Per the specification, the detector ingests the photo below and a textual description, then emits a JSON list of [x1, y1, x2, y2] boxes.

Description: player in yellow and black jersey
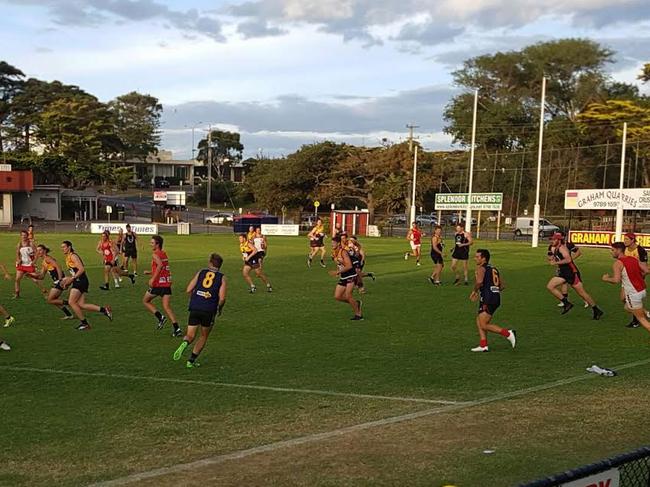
[[239, 234, 272, 293]]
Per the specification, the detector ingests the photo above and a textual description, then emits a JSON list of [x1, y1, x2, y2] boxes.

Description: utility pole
[[406, 123, 419, 152], [206, 126, 212, 210]]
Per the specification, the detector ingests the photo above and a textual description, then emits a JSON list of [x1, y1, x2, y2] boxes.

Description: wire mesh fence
[[520, 445, 650, 487]]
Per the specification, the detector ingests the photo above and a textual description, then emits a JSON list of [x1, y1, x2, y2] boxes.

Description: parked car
[[205, 212, 234, 224], [513, 217, 560, 237], [387, 215, 407, 225], [156, 179, 171, 189], [415, 215, 437, 226], [448, 214, 477, 226]]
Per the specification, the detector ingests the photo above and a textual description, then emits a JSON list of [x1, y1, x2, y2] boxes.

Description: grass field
[[1, 232, 649, 486]]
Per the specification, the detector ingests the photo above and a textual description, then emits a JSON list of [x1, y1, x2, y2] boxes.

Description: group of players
[[403, 220, 650, 351]]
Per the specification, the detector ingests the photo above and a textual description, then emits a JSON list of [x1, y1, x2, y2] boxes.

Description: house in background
[[0, 164, 34, 226]]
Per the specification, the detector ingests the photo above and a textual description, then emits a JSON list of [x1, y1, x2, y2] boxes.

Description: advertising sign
[[561, 467, 619, 487], [261, 224, 300, 236], [153, 191, 186, 206], [568, 230, 650, 248], [91, 223, 158, 235], [565, 188, 650, 210], [435, 193, 503, 211]]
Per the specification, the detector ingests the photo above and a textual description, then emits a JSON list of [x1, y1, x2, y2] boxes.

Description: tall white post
[[409, 146, 419, 224], [465, 89, 478, 232], [531, 77, 547, 248], [615, 122, 628, 242], [206, 126, 212, 210]]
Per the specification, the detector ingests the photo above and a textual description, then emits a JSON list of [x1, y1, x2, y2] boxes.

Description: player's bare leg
[[254, 268, 272, 292], [472, 312, 515, 351], [0, 304, 15, 328], [629, 307, 650, 334], [242, 266, 255, 291], [572, 282, 603, 319]]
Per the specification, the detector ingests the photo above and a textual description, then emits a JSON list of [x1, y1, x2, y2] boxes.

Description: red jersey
[[620, 256, 646, 293], [152, 249, 171, 287], [411, 228, 422, 245], [100, 241, 114, 263]]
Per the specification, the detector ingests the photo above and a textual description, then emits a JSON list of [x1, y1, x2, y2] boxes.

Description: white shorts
[[410, 241, 421, 251], [625, 289, 647, 310]]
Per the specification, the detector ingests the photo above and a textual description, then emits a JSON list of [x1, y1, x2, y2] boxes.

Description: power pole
[[206, 126, 212, 210], [406, 124, 419, 152]]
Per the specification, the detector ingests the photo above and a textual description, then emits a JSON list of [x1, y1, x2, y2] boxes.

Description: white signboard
[[153, 191, 186, 206], [153, 191, 167, 202], [261, 224, 299, 236], [565, 188, 650, 210], [561, 468, 620, 487], [91, 223, 158, 235], [435, 193, 503, 211], [367, 225, 381, 237]]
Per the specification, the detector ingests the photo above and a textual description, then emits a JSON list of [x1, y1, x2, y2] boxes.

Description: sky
[[1, 0, 649, 159]]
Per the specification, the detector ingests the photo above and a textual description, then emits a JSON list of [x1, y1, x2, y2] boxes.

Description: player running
[[348, 236, 374, 293], [550, 233, 588, 310], [429, 225, 444, 285], [307, 218, 327, 268], [173, 253, 227, 368], [247, 225, 256, 243], [252, 227, 268, 268], [97, 231, 122, 290], [30, 244, 74, 320], [622, 232, 649, 328], [451, 224, 472, 285], [330, 236, 362, 320], [122, 224, 139, 276], [469, 249, 516, 352], [60, 240, 112, 331], [546, 232, 603, 319], [14, 229, 45, 298], [404, 222, 423, 266], [603, 242, 650, 335], [239, 233, 272, 293], [143, 235, 181, 336]]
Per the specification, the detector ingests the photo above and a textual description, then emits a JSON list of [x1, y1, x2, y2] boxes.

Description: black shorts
[[71, 275, 90, 294], [103, 260, 117, 267], [559, 268, 581, 286], [124, 248, 137, 259], [244, 257, 260, 269], [452, 248, 469, 260], [52, 281, 64, 292], [478, 302, 500, 316], [338, 274, 356, 287], [257, 251, 266, 260], [188, 309, 217, 327], [310, 238, 324, 248], [148, 286, 172, 297], [431, 252, 443, 264]]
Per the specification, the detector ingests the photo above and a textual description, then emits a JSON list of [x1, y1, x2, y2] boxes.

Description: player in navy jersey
[[451, 224, 472, 285], [173, 253, 227, 368], [548, 232, 588, 310], [469, 249, 516, 352]]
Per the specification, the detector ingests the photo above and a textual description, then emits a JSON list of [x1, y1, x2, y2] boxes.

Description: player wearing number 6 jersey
[[173, 253, 227, 368], [143, 235, 181, 336], [469, 249, 516, 352]]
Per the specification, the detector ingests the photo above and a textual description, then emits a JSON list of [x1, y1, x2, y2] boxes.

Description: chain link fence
[[520, 446, 650, 486]]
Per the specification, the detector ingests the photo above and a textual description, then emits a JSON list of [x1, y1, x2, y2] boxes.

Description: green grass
[[0, 233, 649, 486]]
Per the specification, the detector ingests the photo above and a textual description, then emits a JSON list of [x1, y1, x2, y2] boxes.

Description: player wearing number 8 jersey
[[469, 249, 516, 352], [173, 253, 227, 368], [143, 235, 181, 336]]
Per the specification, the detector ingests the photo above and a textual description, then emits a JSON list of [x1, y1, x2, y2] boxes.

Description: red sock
[[499, 328, 510, 337], [480, 339, 488, 348]]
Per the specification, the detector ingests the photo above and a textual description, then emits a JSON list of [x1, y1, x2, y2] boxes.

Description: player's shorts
[[188, 309, 217, 327], [452, 248, 469, 260], [410, 241, 421, 251], [559, 268, 581, 286], [256, 251, 266, 260], [148, 286, 172, 297], [624, 289, 647, 310], [244, 256, 260, 269], [478, 302, 500, 316], [124, 248, 137, 259], [71, 275, 90, 294], [338, 273, 356, 287], [310, 238, 324, 248], [16, 264, 35, 273], [51, 280, 64, 291], [103, 259, 117, 267], [430, 251, 443, 264]]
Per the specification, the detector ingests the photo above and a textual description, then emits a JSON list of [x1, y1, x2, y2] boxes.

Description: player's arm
[[406, 229, 412, 241], [185, 271, 200, 294], [63, 254, 85, 281], [639, 247, 648, 275], [15, 243, 20, 266], [217, 276, 227, 315], [308, 227, 316, 238], [464, 231, 473, 247], [602, 260, 623, 284], [571, 247, 582, 260], [29, 261, 47, 280]]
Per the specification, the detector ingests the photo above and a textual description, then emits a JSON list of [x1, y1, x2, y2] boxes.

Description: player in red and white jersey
[[622, 232, 649, 328], [404, 222, 424, 266], [143, 235, 181, 336], [14, 229, 46, 298], [603, 242, 650, 335]]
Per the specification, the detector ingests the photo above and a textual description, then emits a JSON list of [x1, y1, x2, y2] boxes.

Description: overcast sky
[[1, 0, 649, 158]]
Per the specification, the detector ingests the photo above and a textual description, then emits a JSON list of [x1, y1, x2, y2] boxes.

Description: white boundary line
[[86, 357, 650, 487], [0, 366, 463, 405]]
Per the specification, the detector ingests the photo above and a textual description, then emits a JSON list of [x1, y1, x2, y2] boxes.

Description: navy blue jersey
[[480, 264, 501, 306], [188, 268, 223, 313]]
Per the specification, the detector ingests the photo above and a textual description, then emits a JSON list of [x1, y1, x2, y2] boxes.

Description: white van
[[514, 217, 560, 237]]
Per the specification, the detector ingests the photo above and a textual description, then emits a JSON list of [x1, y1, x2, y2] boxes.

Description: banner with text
[[435, 193, 503, 211], [565, 188, 650, 210], [261, 224, 300, 236], [568, 230, 650, 248], [562, 467, 620, 487], [90, 223, 159, 235]]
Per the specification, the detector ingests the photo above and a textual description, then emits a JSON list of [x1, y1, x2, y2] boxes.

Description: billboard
[[90, 223, 159, 235], [565, 188, 650, 210], [568, 230, 650, 248], [435, 193, 503, 211], [153, 191, 186, 206], [261, 224, 299, 236]]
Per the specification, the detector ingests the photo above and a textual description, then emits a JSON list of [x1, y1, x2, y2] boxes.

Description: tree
[[0, 61, 25, 153], [639, 63, 650, 83], [108, 91, 162, 162], [196, 129, 244, 182]]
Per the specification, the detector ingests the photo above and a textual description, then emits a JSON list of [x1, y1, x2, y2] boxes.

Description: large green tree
[[108, 91, 162, 162], [0, 61, 25, 153]]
